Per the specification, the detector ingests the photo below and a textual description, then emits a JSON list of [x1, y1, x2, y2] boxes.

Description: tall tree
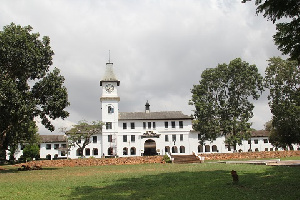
[[243, 0, 300, 62], [66, 121, 103, 157], [264, 57, 300, 147], [190, 58, 264, 150], [0, 23, 69, 158]]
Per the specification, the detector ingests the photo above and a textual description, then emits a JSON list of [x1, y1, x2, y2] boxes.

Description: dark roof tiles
[[40, 135, 67, 143], [119, 111, 192, 120], [251, 130, 270, 137]]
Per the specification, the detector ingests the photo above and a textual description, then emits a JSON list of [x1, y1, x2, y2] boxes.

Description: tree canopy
[[66, 120, 103, 157], [243, 0, 300, 62], [0, 23, 69, 157], [264, 57, 300, 147], [190, 58, 264, 149]]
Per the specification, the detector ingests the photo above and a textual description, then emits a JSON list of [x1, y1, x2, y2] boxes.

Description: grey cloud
[[0, 0, 280, 133]]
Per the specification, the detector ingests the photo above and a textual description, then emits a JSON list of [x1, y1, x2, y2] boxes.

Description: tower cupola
[[145, 100, 150, 113]]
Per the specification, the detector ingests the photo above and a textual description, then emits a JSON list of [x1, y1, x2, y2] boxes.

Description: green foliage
[[162, 154, 171, 163], [190, 58, 263, 149], [0, 23, 70, 155], [66, 120, 103, 157], [245, 0, 300, 62], [22, 144, 40, 161], [264, 57, 300, 147]]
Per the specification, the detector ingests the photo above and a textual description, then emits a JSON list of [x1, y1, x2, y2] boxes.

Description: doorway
[[144, 139, 157, 156]]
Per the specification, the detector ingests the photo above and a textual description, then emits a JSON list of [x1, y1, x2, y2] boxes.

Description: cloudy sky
[[1, 0, 284, 134]]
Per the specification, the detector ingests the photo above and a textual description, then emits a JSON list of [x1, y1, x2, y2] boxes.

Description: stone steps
[[172, 155, 201, 164]]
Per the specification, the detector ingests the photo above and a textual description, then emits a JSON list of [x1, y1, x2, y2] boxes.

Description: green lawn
[[0, 162, 299, 200]]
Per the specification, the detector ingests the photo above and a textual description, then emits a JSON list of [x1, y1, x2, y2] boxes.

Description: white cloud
[[0, 0, 282, 133]]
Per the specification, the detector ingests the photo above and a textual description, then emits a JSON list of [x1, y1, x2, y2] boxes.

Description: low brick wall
[[16, 156, 164, 168], [199, 150, 300, 161]]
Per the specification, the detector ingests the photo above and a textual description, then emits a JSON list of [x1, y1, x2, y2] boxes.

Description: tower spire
[[108, 50, 111, 63]]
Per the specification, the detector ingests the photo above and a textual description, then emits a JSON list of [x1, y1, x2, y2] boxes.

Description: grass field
[[1, 161, 299, 200]]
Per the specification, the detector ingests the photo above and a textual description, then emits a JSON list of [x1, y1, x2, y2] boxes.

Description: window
[[93, 136, 97, 143], [205, 145, 210, 152], [212, 145, 218, 152], [270, 148, 273, 151], [131, 135, 135, 142], [165, 135, 169, 142], [61, 151, 66, 156], [54, 144, 59, 149], [78, 139, 81, 144], [148, 122, 151, 129], [179, 121, 183, 128], [172, 134, 176, 142], [198, 134, 201, 140], [61, 144, 67, 148], [180, 146, 185, 153], [171, 121, 175, 128], [265, 148, 268, 151], [198, 145, 203, 153], [248, 140, 251, 144], [153, 122, 156, 129], [263, 139, 268, 143], [46, 144, 51, 150], [123, 123, 127, 130], [131, 122, 135, 129], [130, 147, 136, 155], [165, 121, 168, 128], [108, 147, 113, 155], [108, 106, 114, 113], [255, 148, 259, 152], [93, 148, 98, 155], [180, 134, 183, 141], [76, 149, 82, 156], [85, 148, 90, 156], [123, 147, 128, 155], [123, 135, 127, 142], [172, 146, 178, 153], [106, 122, 112, 130], [108, 135, 112, 142], [254, 139, 258, 144], [46, 154, 51, 160], [165, 146, 170, 153], [143, 122, 146, 129]]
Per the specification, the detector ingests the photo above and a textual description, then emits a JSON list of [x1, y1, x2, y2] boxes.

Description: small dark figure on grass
[[231, 170, 239, 183]]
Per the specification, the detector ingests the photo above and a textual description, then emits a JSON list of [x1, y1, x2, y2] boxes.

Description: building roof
[[119, 111, 192, 120], [251, 130, 270, 137], [40, 135, 67, 143]]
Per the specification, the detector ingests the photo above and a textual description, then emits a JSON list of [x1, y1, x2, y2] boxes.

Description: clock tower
[[100, 62, 120, 155], [100, 62, 120, 125]]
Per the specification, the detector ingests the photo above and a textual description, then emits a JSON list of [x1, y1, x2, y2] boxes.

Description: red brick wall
[[199, 150, 300, 160], [17, 156, 164, 168]]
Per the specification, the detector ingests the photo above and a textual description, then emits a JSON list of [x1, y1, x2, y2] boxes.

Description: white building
[[7, 62, 299, 160]]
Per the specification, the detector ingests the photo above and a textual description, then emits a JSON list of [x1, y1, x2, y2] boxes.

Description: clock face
[[105, 84, 114, 93]]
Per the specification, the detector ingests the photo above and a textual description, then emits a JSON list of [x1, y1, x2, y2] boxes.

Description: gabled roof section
[[100, 63, 120, 86], [40, 135, 67, 143], [119, 111, 192, 120], [251, 130, 270, 137]]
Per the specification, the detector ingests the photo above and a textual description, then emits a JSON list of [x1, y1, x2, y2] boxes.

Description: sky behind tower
[[0, 0, 284, 134]]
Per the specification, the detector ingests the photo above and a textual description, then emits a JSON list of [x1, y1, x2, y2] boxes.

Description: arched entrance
[[144, 139, 157, 156]]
